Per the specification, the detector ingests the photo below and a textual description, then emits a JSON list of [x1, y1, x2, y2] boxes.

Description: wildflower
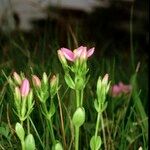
[[20, 79, 30, 97], [60, 46, 95, 62], [110, 82, 132, 97]]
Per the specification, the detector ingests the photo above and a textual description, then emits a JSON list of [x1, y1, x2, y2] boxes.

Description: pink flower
[[20, 79, 30, 97], [111, 85, 122, 97], [60, 48, 75, 61], [110, 82, 132, 97], [118, 82, 132, 94], [60, 46, 95, 62]]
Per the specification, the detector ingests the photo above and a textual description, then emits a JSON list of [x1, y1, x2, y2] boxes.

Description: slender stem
[[29, 117, 45, 149], [76, 90, 80, 107], [75, 126, 79, 150], [27, 117, 30, 134], [42, 103, 55, 145], [74, 90, 81, 150], [57, 92, 67, 149], [80, 89, 84, 106], [101, 114, 107, 150], [47, 118, 55, 145], [21, 140, 25, 150], [95, 112, 101, 138]]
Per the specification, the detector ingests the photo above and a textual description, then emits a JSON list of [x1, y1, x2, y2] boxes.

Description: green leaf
[[94, 99, 99, 112], [25, 134, 35, 150], [90, 136, 102, 150], [64, 74, 75, 89], [15, 122, 25, 141], [53, 141, 63, 150]]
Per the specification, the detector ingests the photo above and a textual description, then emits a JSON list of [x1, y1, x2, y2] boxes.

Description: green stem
[[27, 117, 30, 134], [75, 126, 79, 150], [76, 90, 80, 107], [80, 89, 84, 106], [42, 102, 56, 145], [100, 114, 107, 150], [47, 118, 55, 145], [74, 90, 81, 150], [21, 140, 25, 150], [95, 112, 101, 138]]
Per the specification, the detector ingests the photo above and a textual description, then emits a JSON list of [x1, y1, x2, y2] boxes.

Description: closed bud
[[15, 86, 21, 101], [50, 75, 58, 88], [32, 75, 41, 88], [50, 74, 59, 98], [72, 107, 85, 127], [102, 74, 109, 86], [13, 72, 22, 85], [43, 72, 48, 84], [20, 79, 30, 97], [57, 50, 68, 67]]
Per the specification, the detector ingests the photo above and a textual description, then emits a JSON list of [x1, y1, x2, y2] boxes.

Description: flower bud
[[13, 72, 22, 85], [32, 75, 41, 88], [43, 72, 48, 84], [102, 74, 109, 86], [15, 86, 21, 101], [72, 107, 85, 127], [50, 74, 59, 98], [20, 79, 30, 97], [58, 50, 68, 66], [50, 75, 58, 88]]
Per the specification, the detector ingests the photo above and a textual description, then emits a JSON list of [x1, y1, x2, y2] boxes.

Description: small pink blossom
[[60, 46, 95, 62], [60, 48, 75, 61], [111, 85, 122, 97], [110, 82, 132, 97], [20, 79, 30, 97]]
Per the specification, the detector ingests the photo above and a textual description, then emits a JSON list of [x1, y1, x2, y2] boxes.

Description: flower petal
[[74, 46, 86, 58], [61, 48, 75, 61], [87, 47, 95, 57]]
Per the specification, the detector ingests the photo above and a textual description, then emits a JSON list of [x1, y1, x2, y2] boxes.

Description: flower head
[[110, 82, 132, 97], [59, 46, 95, 62]]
